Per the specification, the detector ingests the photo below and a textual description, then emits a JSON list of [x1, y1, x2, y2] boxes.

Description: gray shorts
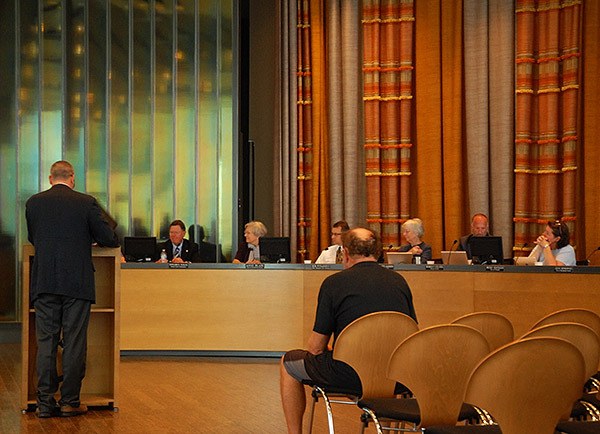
[[282, 349, 362, 393], [282, 349, 312, 382]]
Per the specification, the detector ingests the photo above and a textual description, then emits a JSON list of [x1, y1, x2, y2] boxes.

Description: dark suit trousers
[[34, 294, 91, 410]]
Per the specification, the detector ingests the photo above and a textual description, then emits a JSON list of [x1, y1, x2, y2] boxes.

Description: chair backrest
[[531, 308, 600, 372], [332, 311, 419, 399], [464, 337, 586, 434], [531, 308, 600, 338], [451, 311, 514, 351], [387, 324, 490, 427], [521, 322, 600, 380]]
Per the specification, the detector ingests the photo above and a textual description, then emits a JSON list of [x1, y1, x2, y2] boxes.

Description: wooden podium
[[21, 245, 121, 412]]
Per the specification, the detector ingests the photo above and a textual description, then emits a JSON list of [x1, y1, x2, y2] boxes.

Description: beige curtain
[[326, 1, 365, 229], [464, 0, 515, 255], [274, 0, 298, 257], [276, 0, 364, 262]]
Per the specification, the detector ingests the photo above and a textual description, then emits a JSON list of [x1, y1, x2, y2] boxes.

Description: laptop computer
[[385, 252, 414, 265], [441, 250, 469, 265]]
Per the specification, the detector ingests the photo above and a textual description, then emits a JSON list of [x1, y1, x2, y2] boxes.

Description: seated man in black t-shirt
[[279, 228, 417, 434]]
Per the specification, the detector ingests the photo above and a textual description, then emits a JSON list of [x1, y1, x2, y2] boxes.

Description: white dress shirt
[[315, 244, 342, 264]]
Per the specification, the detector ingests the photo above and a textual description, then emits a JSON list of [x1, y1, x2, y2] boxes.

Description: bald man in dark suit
[[26, 160, 119, 418]]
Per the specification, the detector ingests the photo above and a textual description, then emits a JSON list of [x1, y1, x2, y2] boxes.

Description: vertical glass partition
[[0, 0, 237, 322]]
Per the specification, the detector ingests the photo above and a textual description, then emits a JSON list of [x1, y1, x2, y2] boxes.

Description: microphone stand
[[583, 247, 600, 266], [446, 240, 458, 265]]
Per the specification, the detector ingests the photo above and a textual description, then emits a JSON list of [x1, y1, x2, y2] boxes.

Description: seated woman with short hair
[[232, 221, 268, 264], [399, 218, 432, 262]]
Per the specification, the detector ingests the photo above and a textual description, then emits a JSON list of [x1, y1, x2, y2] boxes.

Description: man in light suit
[[26, 161, 119, 418], [157, 220, 200, 263]]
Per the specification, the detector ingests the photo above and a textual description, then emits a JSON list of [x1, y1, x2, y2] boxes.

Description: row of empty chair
[[307, 308, 600, 434]]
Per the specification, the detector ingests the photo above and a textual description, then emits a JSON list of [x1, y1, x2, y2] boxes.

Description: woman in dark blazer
[[232, 220, 268, 264]]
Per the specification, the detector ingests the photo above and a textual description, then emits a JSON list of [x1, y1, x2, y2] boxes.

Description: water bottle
[[414, 255, 421, 265], [160, 249, 167, 263]]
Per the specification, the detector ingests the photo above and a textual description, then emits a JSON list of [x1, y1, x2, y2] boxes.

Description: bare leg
[[280, 356, 306, 434]]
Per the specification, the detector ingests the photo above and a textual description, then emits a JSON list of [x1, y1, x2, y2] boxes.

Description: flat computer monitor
[[124, 236, 157, 262], [470, 236, 503, 265], [260, 237, 291, 263]]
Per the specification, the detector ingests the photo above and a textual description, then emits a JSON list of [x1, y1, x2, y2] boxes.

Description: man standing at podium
[[26, 160, 119, 418]]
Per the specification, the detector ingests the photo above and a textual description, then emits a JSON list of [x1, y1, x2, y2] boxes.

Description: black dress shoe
[[36, 407, 60, 418]]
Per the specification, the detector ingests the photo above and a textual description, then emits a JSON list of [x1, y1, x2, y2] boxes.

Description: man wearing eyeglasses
[[527, 220, 576, 266], [315, 220, 350, 264]]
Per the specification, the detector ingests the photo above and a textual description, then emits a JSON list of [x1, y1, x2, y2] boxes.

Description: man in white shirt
[[315, 220, 350, 264]]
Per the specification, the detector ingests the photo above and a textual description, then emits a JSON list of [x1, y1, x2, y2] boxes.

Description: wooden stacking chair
[[531, 307, 600, 391], [522, 322, 600, 420], [308, 311, 419, 434], [451, 311, 514, 351], [342, 324, 490, 433], [425, 337, 586, 434], [531, 308, 600, 339], [521, 323, 600, 385]]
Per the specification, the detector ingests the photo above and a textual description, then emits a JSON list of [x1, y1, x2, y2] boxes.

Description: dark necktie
[[335, 246, 343, 264], [174, 245, 181, 258]]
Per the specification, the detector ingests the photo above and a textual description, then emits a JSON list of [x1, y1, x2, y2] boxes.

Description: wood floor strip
[[1, 344, 369, 433]]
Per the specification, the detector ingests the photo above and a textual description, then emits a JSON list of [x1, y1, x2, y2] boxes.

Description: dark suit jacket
[[158, 239, 200, 262], [234, 241, 258, 263], [26, 184, 120, 303]]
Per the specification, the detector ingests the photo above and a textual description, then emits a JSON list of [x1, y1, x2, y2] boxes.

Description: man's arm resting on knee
[[307, 332, 329, 355]]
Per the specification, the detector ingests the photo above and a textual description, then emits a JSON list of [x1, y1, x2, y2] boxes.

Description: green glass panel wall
[[153, 0, 175, 237], [87, 0, 109, 205], [0, 0, 237, 322], [0, 1, 17, 321]]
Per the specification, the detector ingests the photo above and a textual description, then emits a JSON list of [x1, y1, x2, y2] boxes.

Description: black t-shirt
[[313, 261, 417, 344], [304, 261, 417, 390]]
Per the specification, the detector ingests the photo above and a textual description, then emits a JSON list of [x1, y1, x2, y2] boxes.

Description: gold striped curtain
[[297, 1, 329, 261], [514, 0, 582, 252], [363, 0, 415, 248]]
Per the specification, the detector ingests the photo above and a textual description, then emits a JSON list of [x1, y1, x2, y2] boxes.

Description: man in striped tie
[[157, 220, 200, 263]]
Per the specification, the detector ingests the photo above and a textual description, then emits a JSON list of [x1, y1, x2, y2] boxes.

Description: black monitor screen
[[469, 236, 503, 265], [260, 237, 291, 264], [124, 236, 157, 262]]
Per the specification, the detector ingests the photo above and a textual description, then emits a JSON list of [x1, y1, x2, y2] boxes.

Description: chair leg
[[362, 407, 384, 434], [307, 388, 318, 434], [580, 400, 600, 421], [314, 386, 336, 434]]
